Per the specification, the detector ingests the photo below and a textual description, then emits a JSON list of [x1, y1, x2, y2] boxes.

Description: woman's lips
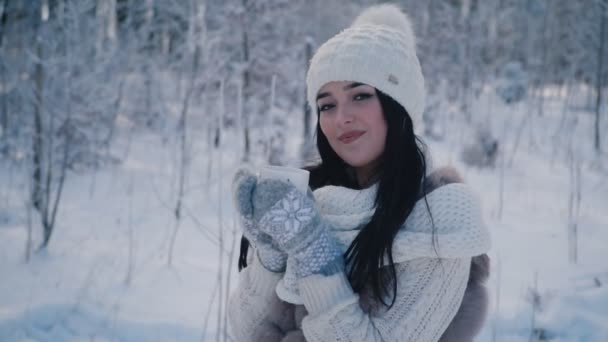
[[338, 131, 365, 144]]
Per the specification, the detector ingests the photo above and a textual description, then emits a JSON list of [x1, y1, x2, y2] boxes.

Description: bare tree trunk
[[508, 102, 528, 167], [215, 85, 226, 342], [205, 124, 214, 195], [241, 0, 251, 162], [214, 80, 223, 148], [106, 77, 124, 130], [528, 271, 539, 342], [242, 39, 251, 161], [141, 0, 155, 127], [497, 146, 505, 220], [567, 150, 581, 265], [303, 39, 313, 140], [125, 174, 135, 285], [201, 276, 220, 341], [96, 0, 106, 54], [595, 5, 606, 153], [0, 0, 8, 139], [107, 0, 117, 44], [236, 79, 244, 159], [32, 16, 45, 214], [460, 0, 473, 123], [167, 106, 187, 266], [491, 253, 501, 342], [144, 64, 152, 125], [536, 1, 551, 118], [550, 80, 574, 166], [39, 0, 72, 250], [299, 38, 314, 162], [168, 1, 203, 266], [216, 194, 224, 342], [25, 192, 34, 263], [222, 219, 239, 342]]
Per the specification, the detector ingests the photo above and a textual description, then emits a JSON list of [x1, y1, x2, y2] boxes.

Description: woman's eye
[[318, 103, 335, 112], [354, 93, 373, 101]]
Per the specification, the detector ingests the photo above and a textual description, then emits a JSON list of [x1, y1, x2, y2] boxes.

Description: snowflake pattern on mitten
[[259, 189, 343, 278], [260, 190, 315, 248]]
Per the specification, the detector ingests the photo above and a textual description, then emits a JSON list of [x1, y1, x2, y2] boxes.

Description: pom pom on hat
[[351, 4, 416, 50], [306, 4, 426, 134]]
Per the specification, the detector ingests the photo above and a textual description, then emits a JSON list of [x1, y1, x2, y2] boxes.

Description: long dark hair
[[238, 89, 432, 309]]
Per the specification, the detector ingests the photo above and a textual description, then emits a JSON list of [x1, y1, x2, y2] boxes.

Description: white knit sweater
[[229, 181, 491, 342]]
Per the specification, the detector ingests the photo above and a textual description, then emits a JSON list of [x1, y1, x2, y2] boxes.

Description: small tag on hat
[[388, 74, 399, 85]]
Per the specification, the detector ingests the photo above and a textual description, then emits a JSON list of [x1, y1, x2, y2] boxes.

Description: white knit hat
[[306, 4, 425, 133]]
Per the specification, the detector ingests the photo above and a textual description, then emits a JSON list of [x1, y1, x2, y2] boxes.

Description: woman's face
[[317, 81, 387, 179]]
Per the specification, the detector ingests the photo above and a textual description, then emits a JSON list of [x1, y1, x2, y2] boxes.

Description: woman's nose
[[336, 105, 355, 124]]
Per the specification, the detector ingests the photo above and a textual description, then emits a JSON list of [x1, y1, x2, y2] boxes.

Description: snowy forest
[[1, 0, 607, 341]]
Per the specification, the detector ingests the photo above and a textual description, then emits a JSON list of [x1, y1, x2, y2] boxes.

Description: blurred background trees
[[0, 0, 606, 248]]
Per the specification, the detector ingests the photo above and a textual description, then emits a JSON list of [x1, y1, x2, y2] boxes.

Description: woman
[[229, 4, 491, 342]]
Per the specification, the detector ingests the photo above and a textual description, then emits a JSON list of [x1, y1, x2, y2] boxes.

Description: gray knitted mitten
[[232, 168, 287, 272], [254, 179, 344, 278]]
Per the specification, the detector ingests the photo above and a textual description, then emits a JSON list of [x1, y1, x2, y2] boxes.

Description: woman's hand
[[252, 178, 344, 278], [232, 168, 287, 272]]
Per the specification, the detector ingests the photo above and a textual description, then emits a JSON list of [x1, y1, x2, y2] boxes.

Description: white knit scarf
[[275, 182, 491, 304]]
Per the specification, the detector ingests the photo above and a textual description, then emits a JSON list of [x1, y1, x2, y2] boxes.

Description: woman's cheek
[[320, 117, 337, 143]]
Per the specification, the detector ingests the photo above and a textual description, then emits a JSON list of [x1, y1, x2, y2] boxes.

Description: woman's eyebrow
[[316, 92, 330, 101], [317, 82, 366, 101], [343, 82, 365, 90]]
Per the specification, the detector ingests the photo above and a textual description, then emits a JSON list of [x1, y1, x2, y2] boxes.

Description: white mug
[[258, 165, 310, 194]]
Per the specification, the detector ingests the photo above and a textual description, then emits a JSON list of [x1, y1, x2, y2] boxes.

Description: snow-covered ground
[[1, 89, 607, 341]]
